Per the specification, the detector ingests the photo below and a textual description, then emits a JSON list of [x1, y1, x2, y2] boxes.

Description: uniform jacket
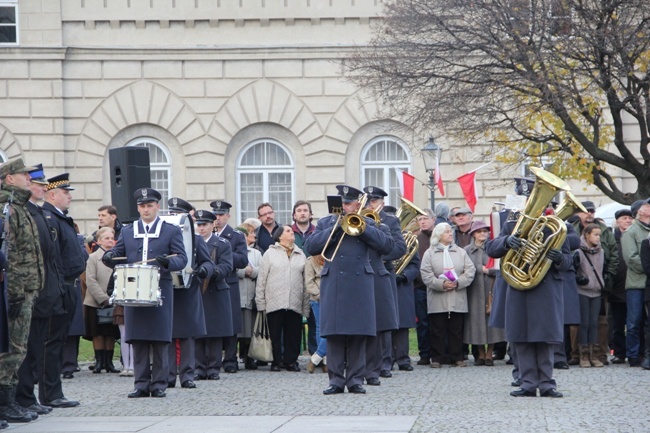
[[621, 219, 650, 290], [421, 242, 475, 314], [303, 214, 393, 337], [255, 243, 309, 316], [0, 185, 44, 301], [486, 220, 570, 343], [237, 244, 262, 309], [109, 218, 187, 343], [217, 224, 248, 334], [201, 233, 234, 338], [84, 248, 113, 308], [42, 201, 86, 282], [172, 233, 215, 339], [396, 251, 419, 329], [368, 222, 400, 331], [560, 223, 581, 325], [26, 201, 64, 318]]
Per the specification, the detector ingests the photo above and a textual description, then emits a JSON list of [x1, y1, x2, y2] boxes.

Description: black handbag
[[96, 306, 115, 325]]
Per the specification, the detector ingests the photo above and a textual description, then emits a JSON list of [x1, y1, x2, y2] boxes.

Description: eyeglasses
[[258, 211, 274, 217]]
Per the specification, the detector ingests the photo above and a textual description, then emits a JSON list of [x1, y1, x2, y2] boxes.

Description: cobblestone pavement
[[8, 355, 650, 433]]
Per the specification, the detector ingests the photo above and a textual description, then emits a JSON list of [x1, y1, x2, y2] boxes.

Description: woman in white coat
[[420, 223, 475, 368]]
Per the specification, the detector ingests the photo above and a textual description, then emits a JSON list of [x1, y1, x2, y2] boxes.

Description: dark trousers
[[392, 328, 411, 366], [133, 341, 169, 392], [61, 336, 80, 374], [222, 335, 238, 369], [513, 341, 556, 394], [414, 289, 430, 359], [364, 335, 381, 379], [609, 301, 627, 358], [429, 312, 464, 363], [380, 330, 393, 371], [15, 314, 68, 406], [195, 337, 223, 376], [267, 309, 302, 366], [327, 334, 366, 389], [168, 338, 195, 384], [307, 305, 317, 355]]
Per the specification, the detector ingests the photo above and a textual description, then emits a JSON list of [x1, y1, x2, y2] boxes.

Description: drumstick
[[111, 257, 128, 260], [133, 254, 179, 265]]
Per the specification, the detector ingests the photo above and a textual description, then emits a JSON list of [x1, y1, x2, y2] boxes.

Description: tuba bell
[[393, 197, 426, 275], [555, 191, 588, 221], [500, 167, 570, 291]]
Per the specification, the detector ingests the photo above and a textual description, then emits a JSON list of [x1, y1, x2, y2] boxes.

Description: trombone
[[321, 193, 369, 262]]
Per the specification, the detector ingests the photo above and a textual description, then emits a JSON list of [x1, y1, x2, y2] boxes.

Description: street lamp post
[[421, 136, 443, 211]]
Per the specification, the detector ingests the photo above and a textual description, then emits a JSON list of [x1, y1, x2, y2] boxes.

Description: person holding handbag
[[463, 221, 503, 366], [576, 223, 606, 368], [83, 227, 120, 374]]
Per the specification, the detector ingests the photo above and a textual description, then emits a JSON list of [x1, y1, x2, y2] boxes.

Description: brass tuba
[[500, 167, 570, 291], [555, 191, 588, 220], [393, 197, 426, 275]]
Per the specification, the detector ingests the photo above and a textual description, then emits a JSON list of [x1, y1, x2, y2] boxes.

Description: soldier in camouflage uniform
[[0, 158, 45, 424]]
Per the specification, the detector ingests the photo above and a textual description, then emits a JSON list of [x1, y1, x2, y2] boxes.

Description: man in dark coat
[[393, 252, 420, 371], [362, 186, 406, 384], [487, 214, 571, 398], [609, 209, 633, 364], [16, 164, 77, 414], [210, 200, 248, 373], [165, 199, 215, 389], [413, 210, 435, 365], [304, 185, 393, 395], [41, 173, 87, 405], [103, 188, 187, 398], [193, 209, 234, 380]]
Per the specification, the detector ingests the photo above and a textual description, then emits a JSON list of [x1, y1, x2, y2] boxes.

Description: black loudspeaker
[[109, 147, 151, 224]]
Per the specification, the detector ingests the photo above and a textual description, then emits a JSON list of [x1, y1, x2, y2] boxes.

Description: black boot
[[104, 350, 120, 373], [642, 332, 650, 370], [0, 387, 33, 423], [93, 350, 105, 374]]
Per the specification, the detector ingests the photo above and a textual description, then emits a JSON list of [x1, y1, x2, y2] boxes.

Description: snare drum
[[159, 214, 195, 289], [112, 264, 162, 307]]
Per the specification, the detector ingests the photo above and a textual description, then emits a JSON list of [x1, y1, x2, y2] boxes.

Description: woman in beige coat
[[83, 227, 120, 374], [255, 225, 309, 372], [421, 223, 475, 368]]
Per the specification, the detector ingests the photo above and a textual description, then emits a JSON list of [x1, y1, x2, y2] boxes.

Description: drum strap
[[134, 218, 162, 262]]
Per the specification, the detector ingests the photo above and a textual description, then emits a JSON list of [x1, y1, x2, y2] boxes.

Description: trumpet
[[321, 194, 368, 262]]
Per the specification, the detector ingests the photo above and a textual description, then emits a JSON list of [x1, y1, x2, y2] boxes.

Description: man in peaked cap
[[0, 159, 44, 424], [303, 185, 394, 395], [165, 199, 216, 390], [15, 164, 72, 415], [193, 209, 235, 380], [102, 187, 187, 398], [361, 185, 407, 383], [208, 199, 248, 374], [40, 173, 87, 408]]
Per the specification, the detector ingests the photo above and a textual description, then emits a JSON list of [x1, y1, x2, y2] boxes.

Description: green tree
[[346, 0, 650, 203]]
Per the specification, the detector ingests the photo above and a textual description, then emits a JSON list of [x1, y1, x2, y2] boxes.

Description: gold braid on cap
[[46, 180, 70, 191]]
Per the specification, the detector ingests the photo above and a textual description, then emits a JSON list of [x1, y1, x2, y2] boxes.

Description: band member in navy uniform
[[103, 188, 187, 398], [209, 200, 248, 373], [194, 209, 234, 380], [304, 185, 393, 395], [486, 177, 570, 398], [361, 186, 406, 384], [166, 198, 215, 389]]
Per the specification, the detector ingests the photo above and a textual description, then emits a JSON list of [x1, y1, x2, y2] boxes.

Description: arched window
[[237, 139, 294, 224], [360, 137, 412, 207], [127, 137, 172, 210]]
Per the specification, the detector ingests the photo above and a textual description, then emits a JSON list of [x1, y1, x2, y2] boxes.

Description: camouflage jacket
[[0, 184, 45, 302]]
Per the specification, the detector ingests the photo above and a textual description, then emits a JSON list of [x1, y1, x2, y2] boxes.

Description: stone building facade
[[0, 0, 628, 233]]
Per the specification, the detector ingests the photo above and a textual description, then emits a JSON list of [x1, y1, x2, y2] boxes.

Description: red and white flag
[[457, 171, 478, 212], [434, 158, 445, 197], [394, 168, 415, 201]]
